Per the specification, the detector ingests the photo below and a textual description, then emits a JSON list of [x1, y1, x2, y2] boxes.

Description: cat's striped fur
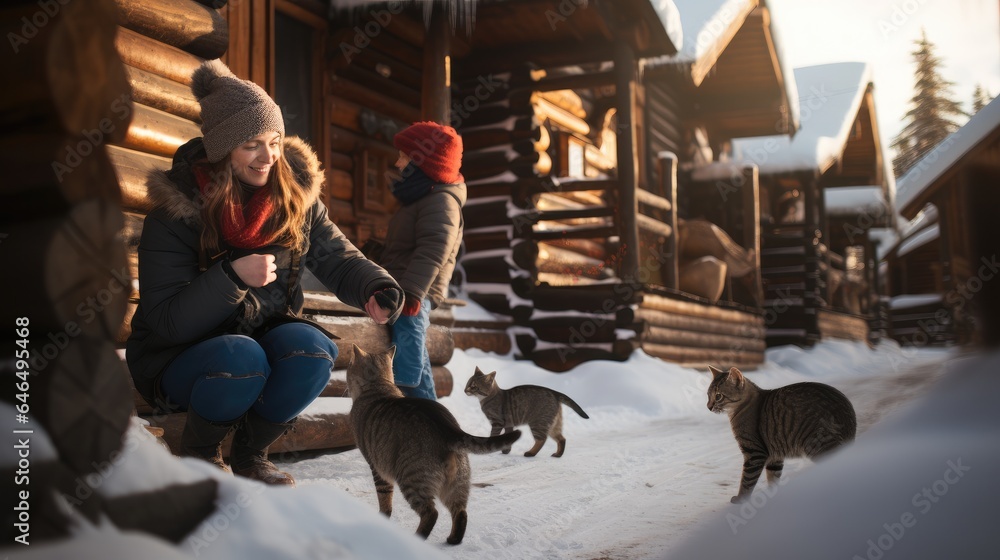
[[465, 367, 589, 458], [347, 345, 521, 544], [708, 365, 857, 503]]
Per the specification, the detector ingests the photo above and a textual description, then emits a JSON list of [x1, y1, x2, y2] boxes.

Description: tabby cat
[[707, 365, 857, 503], [347, 345, 521, 545], [464, 367, 589, 458]]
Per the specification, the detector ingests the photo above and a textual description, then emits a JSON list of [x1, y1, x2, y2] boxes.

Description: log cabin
[[886, 97, 1000, 347], [731, 61, 894, 348], [627, 0, 798, 368], [107, 0, 470, 454]]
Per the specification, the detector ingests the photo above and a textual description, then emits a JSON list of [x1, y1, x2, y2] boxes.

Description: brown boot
[[181, 409, 235, 473], [230, 411, 295, 486]]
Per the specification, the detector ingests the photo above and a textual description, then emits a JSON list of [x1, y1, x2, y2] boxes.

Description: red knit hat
[[393, 121, 464, 184]]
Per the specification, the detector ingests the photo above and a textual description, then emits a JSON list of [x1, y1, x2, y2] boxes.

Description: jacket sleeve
[[398, 192, 462, 299], [137, 212, 248, 344], [305, 200, 400, 309]]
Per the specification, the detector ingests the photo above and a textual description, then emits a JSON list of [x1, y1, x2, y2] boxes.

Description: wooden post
[[658, 152, 679, 290], [741, 165, 762, 307], [421, 6, 451, 124], [802, 172, 822, 343], [614, 42, 641, 283]]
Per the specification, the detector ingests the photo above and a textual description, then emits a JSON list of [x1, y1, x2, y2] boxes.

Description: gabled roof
[[895, 96, 1000, 219], [643, 0, 799, 138], [732, 62, 875, 174]]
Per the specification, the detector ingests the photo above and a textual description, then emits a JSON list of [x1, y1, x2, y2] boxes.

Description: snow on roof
[[895, 96, 1000, 216], [897, 222, 940, 258], [824, 185, 888, 217], [662, 0, 753, 64], [732, 62, 873, 174], [653, 0, 684, 49]]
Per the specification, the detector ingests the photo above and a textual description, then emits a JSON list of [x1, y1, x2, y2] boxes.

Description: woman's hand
[[231, 254, 277, 287], [365, 295, 391, 325]]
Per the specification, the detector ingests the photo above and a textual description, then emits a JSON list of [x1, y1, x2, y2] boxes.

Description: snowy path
[[284, 342, 952, 559]]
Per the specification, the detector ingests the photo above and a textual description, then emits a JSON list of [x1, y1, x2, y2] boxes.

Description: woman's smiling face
[[231, 132, 281, 186]]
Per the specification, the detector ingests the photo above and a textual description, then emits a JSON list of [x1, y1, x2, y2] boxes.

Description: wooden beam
[[614, 42, 641, 283], [658, 152, 679, 290], [421, 6, 451, 123], [111, 0, 229, 60]]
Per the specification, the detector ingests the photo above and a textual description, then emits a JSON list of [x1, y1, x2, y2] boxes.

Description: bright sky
[[766, 0, 1000, 162]]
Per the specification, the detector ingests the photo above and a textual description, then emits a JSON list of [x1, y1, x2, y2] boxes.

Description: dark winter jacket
[[379, 181, 466, 307], [126, 136, 400, 409]]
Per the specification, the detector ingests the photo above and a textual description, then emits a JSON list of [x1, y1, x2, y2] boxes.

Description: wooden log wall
[[326, 8, 427, 242]]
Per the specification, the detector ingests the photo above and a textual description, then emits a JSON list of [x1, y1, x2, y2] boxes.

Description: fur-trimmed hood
[[146, 135, 324, 225]]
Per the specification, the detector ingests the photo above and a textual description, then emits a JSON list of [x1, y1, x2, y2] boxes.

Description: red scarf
[[194, 165, 277, 249]]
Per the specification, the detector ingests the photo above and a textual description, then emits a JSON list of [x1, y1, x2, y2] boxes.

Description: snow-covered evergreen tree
[[890, 30, 967, 178], [972, 84, 993, 114]]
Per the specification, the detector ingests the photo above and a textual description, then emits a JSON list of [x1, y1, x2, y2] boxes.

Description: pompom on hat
[[191, 60, 285, 163], [393, 121, 464, 184]]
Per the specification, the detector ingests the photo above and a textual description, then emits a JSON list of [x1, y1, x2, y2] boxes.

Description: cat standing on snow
[[465, 367, 589, 458], [707, 365, 857, 503], [346, 345, 521, 545]]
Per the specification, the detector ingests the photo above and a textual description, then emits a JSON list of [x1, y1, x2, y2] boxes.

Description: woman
[[126, 60, 403, 486], [379, 122, 466, 400]]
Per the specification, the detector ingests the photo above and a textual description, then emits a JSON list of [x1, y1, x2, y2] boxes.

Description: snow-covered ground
[[8, 338, 976, 559]]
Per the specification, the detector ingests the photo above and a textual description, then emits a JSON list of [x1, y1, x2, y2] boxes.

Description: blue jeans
[[390, 298, 436, 400], [161, 322, 337, 423]]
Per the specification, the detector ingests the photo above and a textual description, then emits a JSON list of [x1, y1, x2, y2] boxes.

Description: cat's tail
[[557, 393, 590, 419], [453, 430, 522, 454]]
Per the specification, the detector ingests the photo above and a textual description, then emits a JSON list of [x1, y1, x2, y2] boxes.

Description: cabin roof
[[333, 0, 681, 57], [732, 62, 874, 174], [644, 0, 799, 139], [895, 96, 1000, 219]]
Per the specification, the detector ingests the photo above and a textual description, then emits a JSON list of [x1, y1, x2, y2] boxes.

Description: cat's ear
[[474, 366, 485, 376], [387, 345, 397, 360], [728, 367, 745, 389], [351, 344, 364, 363], [708, 365, 726, 378], [483, 371, 497, 384]]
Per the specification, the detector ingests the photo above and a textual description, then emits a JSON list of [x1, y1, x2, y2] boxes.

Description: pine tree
[[890, 30, 967, 178], [972, 84, 993, 113]]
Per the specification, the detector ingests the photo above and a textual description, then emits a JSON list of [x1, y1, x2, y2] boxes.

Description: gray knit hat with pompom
[[191, 60, 284, 162]]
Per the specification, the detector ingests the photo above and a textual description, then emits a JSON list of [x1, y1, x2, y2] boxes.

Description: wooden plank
[[452, 330, 512, 355], [640, 342, 764, 368], [115, 27, 204, 85], [618, 308, 764, 338], [319, 366, 453, 400], [124, 64, 201, 122], [111, 0, 229, 60], [121, 102, 202, 158], [639, 292, 764, 324], [107, 144, 172, 213], [331, 75, 420, 125], [640, 325, 766, 352]]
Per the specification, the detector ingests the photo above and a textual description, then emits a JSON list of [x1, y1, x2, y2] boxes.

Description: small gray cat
[[708, 365, 857, 503], [347, 345, 521, 544], [464, 367, 589, 458]]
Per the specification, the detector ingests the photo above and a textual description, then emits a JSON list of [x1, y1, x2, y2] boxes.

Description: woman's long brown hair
[[198, 142, 309, 255]]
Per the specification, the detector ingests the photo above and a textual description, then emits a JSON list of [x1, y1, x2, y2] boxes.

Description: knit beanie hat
[[393, 121, 464, 184], [191, 60, 285, 163]]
